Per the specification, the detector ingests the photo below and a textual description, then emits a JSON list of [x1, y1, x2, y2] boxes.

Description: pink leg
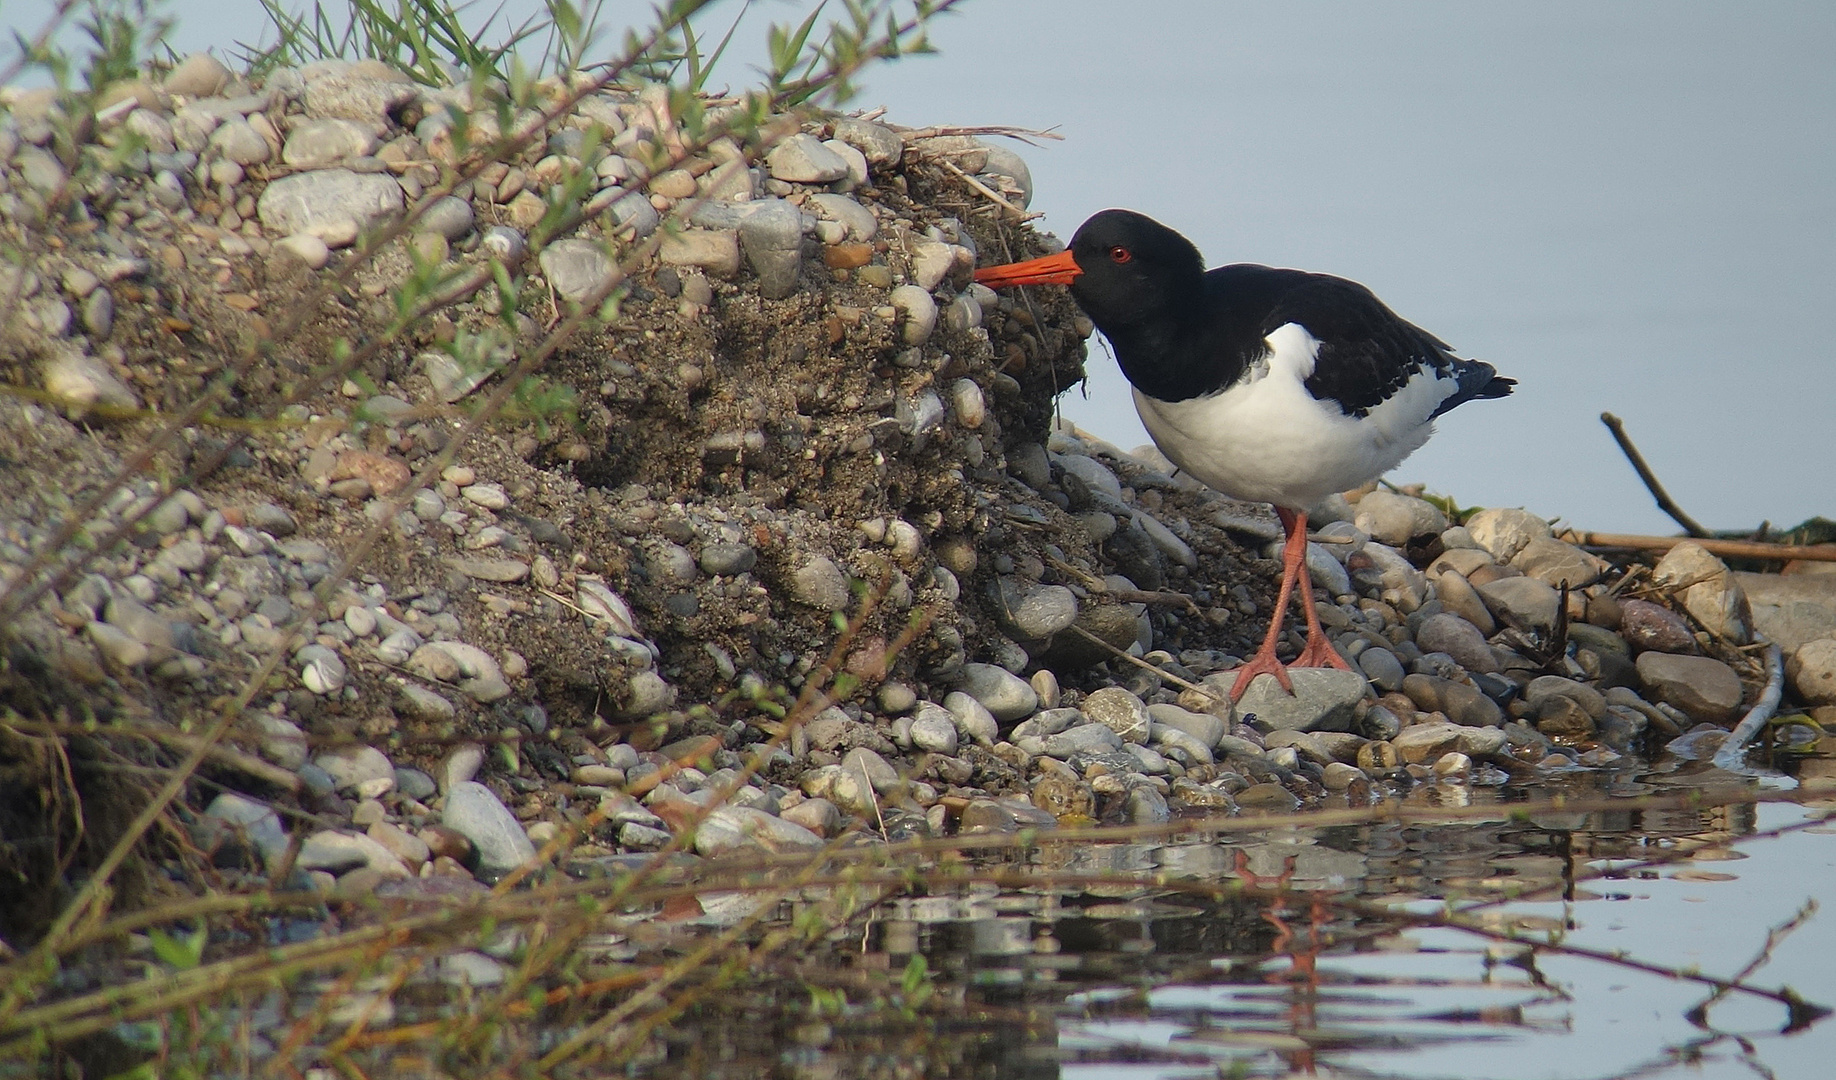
[[1288, 514, 1354, 673], [1229, 507, 1309, 701], [1230, 507, 1355, 703]]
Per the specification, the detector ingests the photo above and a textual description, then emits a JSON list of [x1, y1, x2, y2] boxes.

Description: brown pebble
[[822, 243, 873, 269], [419, 825, 473, 863]]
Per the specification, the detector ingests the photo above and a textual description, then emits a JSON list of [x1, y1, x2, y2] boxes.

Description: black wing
[[1261, 273, 1475, 418]]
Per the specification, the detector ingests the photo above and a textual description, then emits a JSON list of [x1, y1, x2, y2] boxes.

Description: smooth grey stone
[[1352, 491, 1447, 546], [420, 194, 475, 240], [1635, 652, 1744, 723], [248, 502, 297, 535], [1464, 507, 1552, 563], [804, 192, 877, 239], [282, 117, 379, 168], [298, 830, 407, 876], [764, 132, 849, 182], [942, 691, 999, 745], [736, 199, 803, 299], [1512, 536, 1606, 589], [205, 792, 289, 867], [538, 238, 617, 305], [1126, 785, 1172, 825], [994, 577, 1078, 640], [394, 767, 437, 801], [889, 284, 936, 345], [1040, 721, 1125, 758], [1525, 675, 1607, 720], [314, 744, 393, 792], [831, 117, 903, 166], [1414, 613, 1499, 673], [104, 593, 175, 650], [790, 555, 850, 611], [1789, 639, 1836, 707], [256, 167, 403, 236], [693, 806, 823, 856], [1148, 702, 1226, 748], [443, 781, 536, 875], [396, 682, 456, 722], [1081, 686, 1152, 744], [978, 142, 1033, 206], [481, 225, 526, 264], [909, 708, 958, 754], [1009, 707, 1082, 740], [1356, 645, 1407, 692], [1476, 575, 1561, 634], [1053, 451, 1122, 500], [207, 117, 272, 165], [896, 387, 945, 437], [956, 663, 1038, 722], [1236, 668, 1368, 732], [81, 287, 114, 338], [699, 542, 757, 576], [1150, 725, 1214, 765], [1735, 571, 1836, 654], [299, 647, 347, 694]]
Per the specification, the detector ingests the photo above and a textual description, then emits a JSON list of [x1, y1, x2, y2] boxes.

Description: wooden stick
[[1600, 412, 1711, 538], [936, 158, 1038, 221], [1561, 529, 1836, 563]]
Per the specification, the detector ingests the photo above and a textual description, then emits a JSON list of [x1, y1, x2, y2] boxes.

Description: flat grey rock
[[443, 780, 536, 876]]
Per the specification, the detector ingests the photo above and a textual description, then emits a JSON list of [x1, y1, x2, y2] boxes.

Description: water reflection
[[657, 780, 1828, 1080]]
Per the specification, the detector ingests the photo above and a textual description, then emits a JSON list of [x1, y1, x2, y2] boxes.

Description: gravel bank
[[3, 54, 1833, 932]]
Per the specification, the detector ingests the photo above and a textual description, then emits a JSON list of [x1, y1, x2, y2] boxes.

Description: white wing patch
[[1131, 322, 1459, 509]]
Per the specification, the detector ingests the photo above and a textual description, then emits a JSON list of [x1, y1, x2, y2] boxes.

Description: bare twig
[[898, 123, 1064, 146], [1600, 412, 1710, 538], [1713, 642, 1786, 772], [1561, 529, 1836, 563], [1067, 624, 1225, 708], [935, 158, 1039, 220]]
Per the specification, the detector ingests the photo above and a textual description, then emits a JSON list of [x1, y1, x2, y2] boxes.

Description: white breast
[[1131, 323, 1454, 509]]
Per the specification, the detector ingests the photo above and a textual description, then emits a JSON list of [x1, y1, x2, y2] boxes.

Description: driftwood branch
[[1600, 412, 1710, 538], [1560, 530, 1836, 563]]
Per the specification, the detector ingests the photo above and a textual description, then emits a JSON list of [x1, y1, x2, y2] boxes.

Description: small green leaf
[[148, 923, 207, 971]]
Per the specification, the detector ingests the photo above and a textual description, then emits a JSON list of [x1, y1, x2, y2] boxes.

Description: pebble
[[1401, 673, 1504, 728], [1787, 639, 1836, 706], [956, 663, 1038, 722], [995, 578, 1078, 640], [909, 708, 959, 754], [1235, 668, 1366, 732], [791, 555, 851, 611], [889, 284, 937, 345], [764, 133, 850, 183], [1081, 686, 1152, 744], [1635, 652, 1744, 723], [943, 691, 999, 746], [1511, 536, 1605, 588], [1352, 491, 1447, 545], [1475, 575, 1561, 634], [1653, 542, 1752, 644], [736, 199, 803, 299], [440, 782, 535, 877], [1464, 507, 1552, 563], [1413, 612, 1499, 673]]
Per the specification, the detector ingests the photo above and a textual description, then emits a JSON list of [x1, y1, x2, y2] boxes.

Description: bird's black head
[[1063, 209, 1208, 333]]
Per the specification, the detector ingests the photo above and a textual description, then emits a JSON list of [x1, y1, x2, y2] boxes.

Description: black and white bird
[[975, 209, 1514, 702]]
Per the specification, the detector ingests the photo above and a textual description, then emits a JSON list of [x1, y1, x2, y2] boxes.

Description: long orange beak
[[973, 249, 1082, 288]]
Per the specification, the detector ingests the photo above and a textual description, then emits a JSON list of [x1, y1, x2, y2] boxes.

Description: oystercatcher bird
[[975, 209, 1513, 702]]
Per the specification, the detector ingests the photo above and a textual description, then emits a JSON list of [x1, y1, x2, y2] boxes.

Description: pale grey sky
[[9, 1, 1834, 534]]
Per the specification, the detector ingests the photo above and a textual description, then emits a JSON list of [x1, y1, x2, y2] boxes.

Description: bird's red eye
[[1109, 246, 1132, 264]]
